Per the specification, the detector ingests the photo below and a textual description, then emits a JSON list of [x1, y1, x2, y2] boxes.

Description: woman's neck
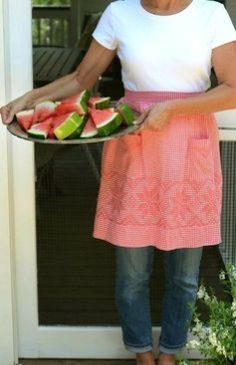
[[141, 0, 192, 14]]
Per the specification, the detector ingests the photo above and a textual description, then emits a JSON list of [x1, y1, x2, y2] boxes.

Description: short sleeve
[[92, 4, 118, 50], [210, 4, 236, 49]]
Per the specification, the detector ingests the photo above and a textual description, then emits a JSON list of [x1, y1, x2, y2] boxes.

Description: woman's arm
[[170, 41, 236, 114], [0, 40, 116, 124], [139, 41, 236, 130]]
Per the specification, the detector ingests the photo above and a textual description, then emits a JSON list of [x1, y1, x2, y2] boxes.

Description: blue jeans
[[115, 246, 203, 355]]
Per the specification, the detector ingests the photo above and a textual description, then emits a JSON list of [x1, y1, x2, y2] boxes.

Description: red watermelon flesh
[[56, 90, 90, 116], [61, 90, 90, 104], [80, 117, 98, 138], [89, 108, 122, 137], [16, 109, 34, 131], [33, 101, 56, 124], [27, 118, 53, 139], [48, 113, 72, 139], [55, 102, 84, 116]]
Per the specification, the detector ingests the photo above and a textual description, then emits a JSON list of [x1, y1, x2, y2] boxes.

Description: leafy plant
[[179, 264, 236, 365]]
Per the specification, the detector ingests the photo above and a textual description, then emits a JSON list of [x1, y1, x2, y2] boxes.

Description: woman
[[1, 0, 236, 364]]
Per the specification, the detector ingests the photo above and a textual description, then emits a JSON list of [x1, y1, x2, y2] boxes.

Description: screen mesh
[[35, 141, 231, 326]]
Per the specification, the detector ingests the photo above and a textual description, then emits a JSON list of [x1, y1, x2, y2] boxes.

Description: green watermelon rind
[[54, 112, 83, 140], [97, 113, 123, 137], [78, 90, 91, 114], [27, 129, 47, 139], [90, 97, 111, 110], [80, 89, 91, 103], [68, 115, 87, 139], [79, 99, 88, 114], [117, 103, 135, 126], [80, 129, 98, 138], [27, 119, 52, 139]]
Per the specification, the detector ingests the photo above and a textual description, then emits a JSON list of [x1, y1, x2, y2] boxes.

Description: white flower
[[197, 284, 211, 302], [219, 270, 226, 281], [229, 354, 234, 361], [231, 301, 236, 318], [228, 265, 236, 280], [197, 286, 205, 299], [204, 292, 210, 301], [221, 329, 229, 339], [216, 343, 227, 357], [232, 300, 236, 311], [208, 330, 217, 347], [186, 340, 200, 349], [194, 322, 203, 333]]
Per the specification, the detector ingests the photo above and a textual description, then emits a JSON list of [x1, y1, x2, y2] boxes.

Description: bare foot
[[136, 350, 156, 365], [157, 351, 176, 365]]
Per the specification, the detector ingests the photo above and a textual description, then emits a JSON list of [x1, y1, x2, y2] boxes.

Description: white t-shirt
[[92, 0, 236, 92]]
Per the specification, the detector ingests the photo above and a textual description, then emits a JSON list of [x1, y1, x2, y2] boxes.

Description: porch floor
[[20, 360, 206, 365]]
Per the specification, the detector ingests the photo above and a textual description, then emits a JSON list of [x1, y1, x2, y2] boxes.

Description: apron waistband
[[124, 89, 204, 103]]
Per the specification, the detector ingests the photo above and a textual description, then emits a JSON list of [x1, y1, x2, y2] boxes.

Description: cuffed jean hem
[[159, 343, 186, 355], [125, 343, 153, 353]]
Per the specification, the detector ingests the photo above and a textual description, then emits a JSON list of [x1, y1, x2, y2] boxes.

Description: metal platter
[[7, 118, 140, 144]]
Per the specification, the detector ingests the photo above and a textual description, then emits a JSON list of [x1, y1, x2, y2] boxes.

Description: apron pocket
[[185, 137, 214, 181]]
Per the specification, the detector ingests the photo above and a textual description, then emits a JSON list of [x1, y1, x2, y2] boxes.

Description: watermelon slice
[[33, 100, 56, 124], [68, 115, 88, 139], [88, 96, 111, 110], [16, 109, 34, 131], [55, 89, 90, 116], [80, 117, 98, 138], [27, 117, 53, 139], [116, 103, 135, 126], [89, 108, 122, 137], [53, 112, 84, 140], [46, 113, 73, 139]]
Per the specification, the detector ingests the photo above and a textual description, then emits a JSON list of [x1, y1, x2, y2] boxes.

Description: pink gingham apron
[[93, 90, 222, 251]]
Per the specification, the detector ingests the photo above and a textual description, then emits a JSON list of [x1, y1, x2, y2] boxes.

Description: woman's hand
[[0, 93, 32, 125], [134, 101, 174, 131]]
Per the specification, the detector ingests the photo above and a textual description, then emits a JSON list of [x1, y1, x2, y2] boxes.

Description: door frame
[[1, 0, 236, 363], [0, 0, 18, 363]]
